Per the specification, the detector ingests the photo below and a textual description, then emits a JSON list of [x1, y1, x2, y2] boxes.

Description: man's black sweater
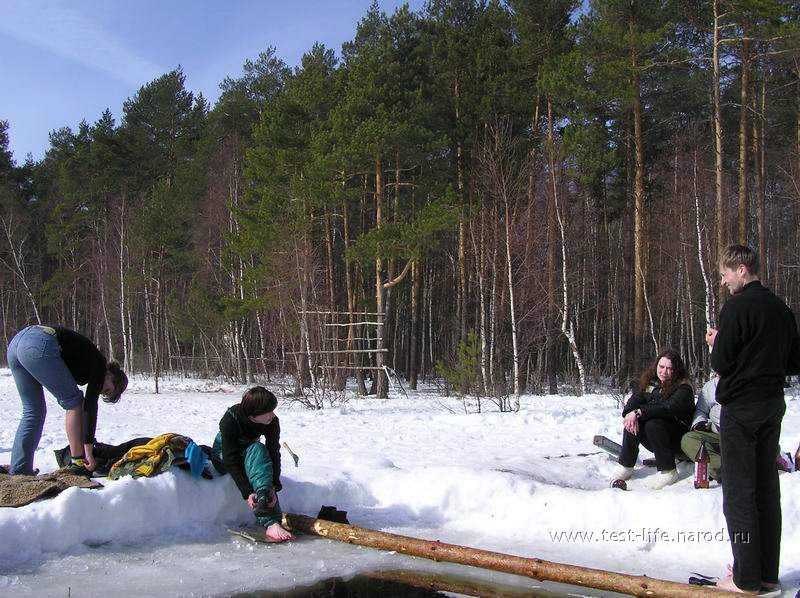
[[711, 281, 800, 405]]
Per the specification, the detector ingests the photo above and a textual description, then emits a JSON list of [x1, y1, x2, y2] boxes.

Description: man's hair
[[241, 386, 278, 417], [719, 244, 759, 276]]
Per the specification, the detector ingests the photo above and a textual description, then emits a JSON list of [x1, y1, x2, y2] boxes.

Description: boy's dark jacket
[[219, 404, 282, 499]]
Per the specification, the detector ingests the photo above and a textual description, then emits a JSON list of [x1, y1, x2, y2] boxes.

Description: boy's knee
[[245, 441, 270, 460]]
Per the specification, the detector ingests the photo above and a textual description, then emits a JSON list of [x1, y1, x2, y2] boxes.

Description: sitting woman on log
[[213, 386, 294, 542], [611, 348, 694, 489]]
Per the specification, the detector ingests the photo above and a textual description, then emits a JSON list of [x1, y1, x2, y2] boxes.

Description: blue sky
[[0, 0, 425, 163]]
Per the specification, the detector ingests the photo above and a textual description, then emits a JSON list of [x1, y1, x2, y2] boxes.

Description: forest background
[[1, 0, 799, 401]]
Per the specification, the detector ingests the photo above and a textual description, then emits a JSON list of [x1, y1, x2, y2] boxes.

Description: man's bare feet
[[264, 522, 295, 543]]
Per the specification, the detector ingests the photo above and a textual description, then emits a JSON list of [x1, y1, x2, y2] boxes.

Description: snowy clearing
[[1, 370, 799, 596]]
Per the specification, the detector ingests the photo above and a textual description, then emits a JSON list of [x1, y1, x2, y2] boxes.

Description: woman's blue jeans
[[8, 326, 84, 474]]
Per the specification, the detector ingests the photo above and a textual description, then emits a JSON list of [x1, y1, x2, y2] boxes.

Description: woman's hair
[[241, 386, 278, 417], [103, 361, 128, 404], [638, 348, 687, 400]]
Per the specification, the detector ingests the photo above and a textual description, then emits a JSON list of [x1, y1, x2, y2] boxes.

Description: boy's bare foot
[[264, 522, 295, 543]]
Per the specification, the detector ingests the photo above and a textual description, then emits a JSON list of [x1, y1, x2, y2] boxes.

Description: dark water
[[228, 575, 446, 597], [226, 569, 577, 597]]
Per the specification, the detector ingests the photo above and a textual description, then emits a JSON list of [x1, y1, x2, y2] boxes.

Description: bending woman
[[611, 348, 694, 489], [214, 386, 294, 542], [8, 325, 128, 475]]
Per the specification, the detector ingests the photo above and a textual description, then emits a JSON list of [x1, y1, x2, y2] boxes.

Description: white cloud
[[0, 1, 163, 87]]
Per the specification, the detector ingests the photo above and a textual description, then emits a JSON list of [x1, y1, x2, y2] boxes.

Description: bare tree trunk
[[0, 215, 41, 324], [738, 28, 750, 244], [374, 158, 387, 398], [629, 12, 646, 371], [693, 147, 715, 331], [712, 0, 727, 303], [142, 263, 156, 390], [295, 244, 316, 393], [409, 260, 420, 390], [503, 194, 520, 398], [545, 98, 559, 394], [488, 223, 498, 392], [754, 76, 767, 281], [470, 212, 489, 394], [455, 78, 467, 346], [548, 110, 585, 395]]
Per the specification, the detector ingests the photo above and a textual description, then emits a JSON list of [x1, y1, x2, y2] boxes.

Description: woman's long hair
[[638, 348, 687, 400]]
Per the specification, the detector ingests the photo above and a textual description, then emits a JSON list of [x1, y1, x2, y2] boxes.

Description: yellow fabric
[[109, 433, 190, 479]]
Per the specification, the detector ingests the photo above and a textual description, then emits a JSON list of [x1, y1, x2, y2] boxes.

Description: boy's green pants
[[213, 433, 281, 526]]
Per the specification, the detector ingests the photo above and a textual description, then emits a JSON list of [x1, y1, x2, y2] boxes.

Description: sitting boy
[[213, 386, 294, 542]]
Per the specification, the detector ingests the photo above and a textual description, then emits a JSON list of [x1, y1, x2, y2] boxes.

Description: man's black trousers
[[720, 397, 785, 592]]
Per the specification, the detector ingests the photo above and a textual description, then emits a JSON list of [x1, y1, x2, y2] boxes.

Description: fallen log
[[282, 513, 737, 597]]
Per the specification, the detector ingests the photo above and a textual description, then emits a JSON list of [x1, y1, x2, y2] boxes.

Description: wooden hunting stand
[[292, 309, 390, 396]]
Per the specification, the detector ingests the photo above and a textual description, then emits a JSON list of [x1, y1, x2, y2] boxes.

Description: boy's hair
[[719, 244, 759, 276], [241, 386, 277, 417]]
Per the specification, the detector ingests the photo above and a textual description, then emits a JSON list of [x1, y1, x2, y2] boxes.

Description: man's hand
[[705, 328, 718, 348], [623, 411, 639, 436], [247, 493, 258, 509]]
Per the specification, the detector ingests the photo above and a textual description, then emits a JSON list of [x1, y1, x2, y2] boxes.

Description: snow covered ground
[[1, 368, 799, 597]]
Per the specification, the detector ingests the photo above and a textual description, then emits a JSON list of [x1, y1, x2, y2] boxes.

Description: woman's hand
[[623, 411, 639, 436], [247, 493, 258, 509]]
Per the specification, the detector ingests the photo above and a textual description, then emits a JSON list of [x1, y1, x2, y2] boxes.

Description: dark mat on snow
[[0, 470, 103, 508]]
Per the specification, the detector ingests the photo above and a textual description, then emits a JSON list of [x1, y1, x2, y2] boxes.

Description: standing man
[[706, 245, 800, 595]]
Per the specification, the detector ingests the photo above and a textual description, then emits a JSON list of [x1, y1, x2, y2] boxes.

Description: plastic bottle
[[694, 440, 709, 489]]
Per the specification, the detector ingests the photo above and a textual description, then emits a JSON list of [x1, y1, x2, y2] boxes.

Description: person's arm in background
[[691, 379, 715, 431]]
